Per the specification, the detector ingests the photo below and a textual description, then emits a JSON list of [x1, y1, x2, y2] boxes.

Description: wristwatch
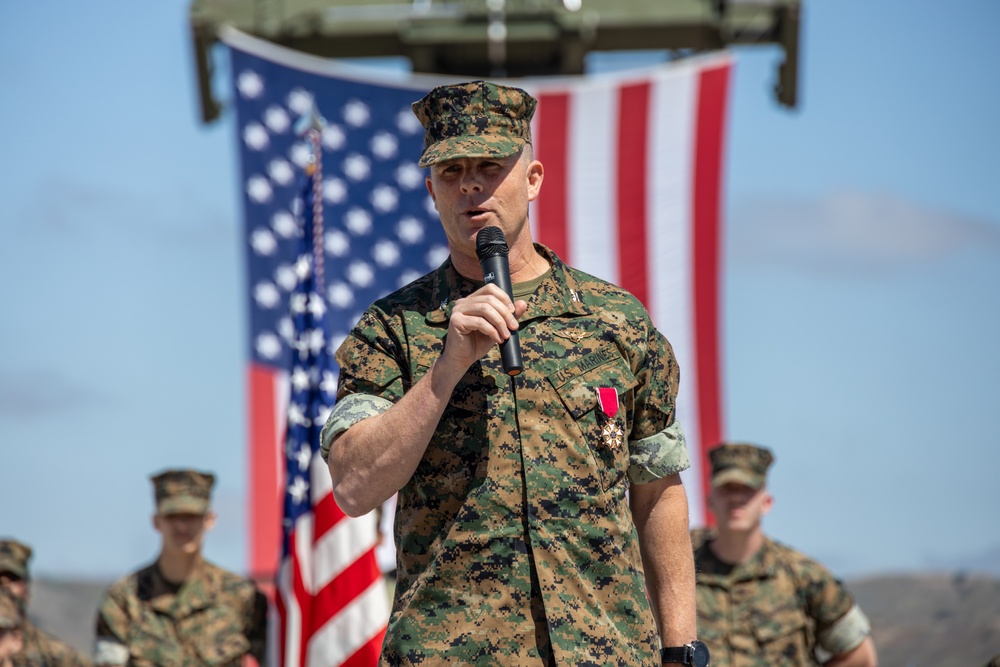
[[660, 640, 710, 666]]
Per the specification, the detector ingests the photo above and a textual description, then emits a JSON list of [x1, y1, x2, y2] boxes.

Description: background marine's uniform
[[0, 540, 90, 667], [94, 561, 266, 667], [15, 624, 90, 667]]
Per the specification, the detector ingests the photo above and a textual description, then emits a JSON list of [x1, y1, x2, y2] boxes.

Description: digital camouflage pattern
[[692, 531, 870, 667], [708, 443, 774, 490], [0, 539, 89, 667], [0, 590, 18, 630], [0, 541, 32, 581], [323, 245, 690, 666], [93, 560, 267, 667], [149, 469, 215, 516], [412, 81, 536, 167], [15, 622, 90, 667]]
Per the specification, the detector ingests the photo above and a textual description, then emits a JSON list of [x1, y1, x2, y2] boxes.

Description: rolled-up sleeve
[[817, 604, 871, 655], [627, 320, 691, 483], [320, 308, 406, 461], [93, 596, 130, 667], [628, 420, 690, 483], [321, 394, 394, 461]]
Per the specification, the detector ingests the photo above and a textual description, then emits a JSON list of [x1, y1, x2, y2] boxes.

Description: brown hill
[[853, 572, 1000, 667], [24, 573, 1000, 665]]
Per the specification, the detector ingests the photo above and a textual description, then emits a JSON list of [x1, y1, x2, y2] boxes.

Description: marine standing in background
[[0, 590, 24, 667], [323, 81, 703, 665], [93, 470, 267, 667], [693, 443, 878, 666], [0, 539, 89, 667]]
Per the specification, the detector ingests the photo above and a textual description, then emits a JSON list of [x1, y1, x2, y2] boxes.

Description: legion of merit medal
[[596, 387, 623, 450], [601, 420, 625, 450]]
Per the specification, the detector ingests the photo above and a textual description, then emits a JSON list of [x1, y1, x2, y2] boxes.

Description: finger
[[451, 302, 514, 343], [454, 295, 519, 334], [450, 312, 507, 345], [472, 283, 515, 312], [471, 292, 520, 330]]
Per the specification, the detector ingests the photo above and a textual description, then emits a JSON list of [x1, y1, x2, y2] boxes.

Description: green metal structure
[[189, 0, 801, 123]]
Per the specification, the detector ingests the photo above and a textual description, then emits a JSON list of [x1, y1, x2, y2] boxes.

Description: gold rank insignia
[[601, 420, 625, 450]]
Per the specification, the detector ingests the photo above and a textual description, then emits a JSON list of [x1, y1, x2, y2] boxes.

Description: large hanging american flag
[[225, 25, 730, 667]]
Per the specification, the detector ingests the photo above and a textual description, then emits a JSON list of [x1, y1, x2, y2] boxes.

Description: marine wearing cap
[[149, 469, 215, 515], [0, 541, 31, 582], [709, 442, 774, 490], [412, 80, 537, 167]]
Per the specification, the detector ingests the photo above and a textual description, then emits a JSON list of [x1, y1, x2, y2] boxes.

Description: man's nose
[[459, 171, 483, 193]]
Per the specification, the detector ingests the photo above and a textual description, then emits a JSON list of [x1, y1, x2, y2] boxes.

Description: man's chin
[[167, 542, 201, 556]]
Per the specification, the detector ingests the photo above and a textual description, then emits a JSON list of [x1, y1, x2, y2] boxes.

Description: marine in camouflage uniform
[[0, 539, 90, 667], [0, 589, 23, 667], [93, 471, 267, 667], [322, 81, 698, 665], [693, 444, 876, 667]]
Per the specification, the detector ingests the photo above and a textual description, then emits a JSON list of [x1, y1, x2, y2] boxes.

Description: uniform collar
[[141, 558, 221, 617], [696, 535, 780, 586], [425, 244, 590, 325]]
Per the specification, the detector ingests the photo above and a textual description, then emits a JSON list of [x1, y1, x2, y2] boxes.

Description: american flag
[[225, 24, 730, 666], [274, 156, 391, 667]]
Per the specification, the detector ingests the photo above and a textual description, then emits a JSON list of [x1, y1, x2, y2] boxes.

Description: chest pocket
[[753, 607, 815, 666], [184, 605, 251, 667], [126, 615, 185, 667], [549, 346, 637, 491]]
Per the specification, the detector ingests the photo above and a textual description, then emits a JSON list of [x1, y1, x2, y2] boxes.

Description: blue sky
[[1, 0, 998, 580]]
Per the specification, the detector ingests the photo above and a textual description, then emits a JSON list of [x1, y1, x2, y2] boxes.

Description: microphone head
[[476, 226, 509, 260]]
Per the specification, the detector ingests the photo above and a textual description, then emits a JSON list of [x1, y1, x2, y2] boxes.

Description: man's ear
[[425, 177, 438, 210], [204, 511, 217, 532], [761, 491, 775, 517], [526, 159, 544, 202]]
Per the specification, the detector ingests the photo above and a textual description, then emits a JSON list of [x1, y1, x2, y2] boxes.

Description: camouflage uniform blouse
[[323, 246, 690, 666], [14, 620, 90, 667], [93, 560, 267, 667], [693, 532, 870, 667]]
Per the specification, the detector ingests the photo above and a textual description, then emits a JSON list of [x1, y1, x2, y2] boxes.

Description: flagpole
[[301, 111, 327, 295]]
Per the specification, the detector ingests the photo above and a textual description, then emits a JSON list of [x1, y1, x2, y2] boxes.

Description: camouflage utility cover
[[15, 621, 91, 667], [412, 81, 536, 167], [708, 443, 774, 490], [93, 560, 266, 667], [0, 539, 32, 580], [150, 469, 215, 516], [324, 245, 690, 665], [692, 531, 869, 667]]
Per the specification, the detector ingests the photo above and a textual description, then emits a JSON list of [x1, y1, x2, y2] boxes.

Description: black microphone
[[475, 226, 523, 376]]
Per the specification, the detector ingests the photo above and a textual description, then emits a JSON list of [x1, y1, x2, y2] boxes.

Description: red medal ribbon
[[596, 387, 619, 418]]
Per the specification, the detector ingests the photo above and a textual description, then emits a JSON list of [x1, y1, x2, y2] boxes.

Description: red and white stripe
[[249, 366, 388, 667], [525, 56, 731, 524], [275, 453, 388, 667]]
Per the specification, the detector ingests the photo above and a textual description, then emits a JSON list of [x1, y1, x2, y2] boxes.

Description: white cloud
[[730, 191, 1000, 272]]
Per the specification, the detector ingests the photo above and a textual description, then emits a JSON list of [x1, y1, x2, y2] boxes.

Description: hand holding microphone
[[475, 227, 524, 376]]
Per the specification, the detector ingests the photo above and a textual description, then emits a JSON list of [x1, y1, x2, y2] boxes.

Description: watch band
[[660, 646, 690, 664], [661, 641, 710, 667]]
